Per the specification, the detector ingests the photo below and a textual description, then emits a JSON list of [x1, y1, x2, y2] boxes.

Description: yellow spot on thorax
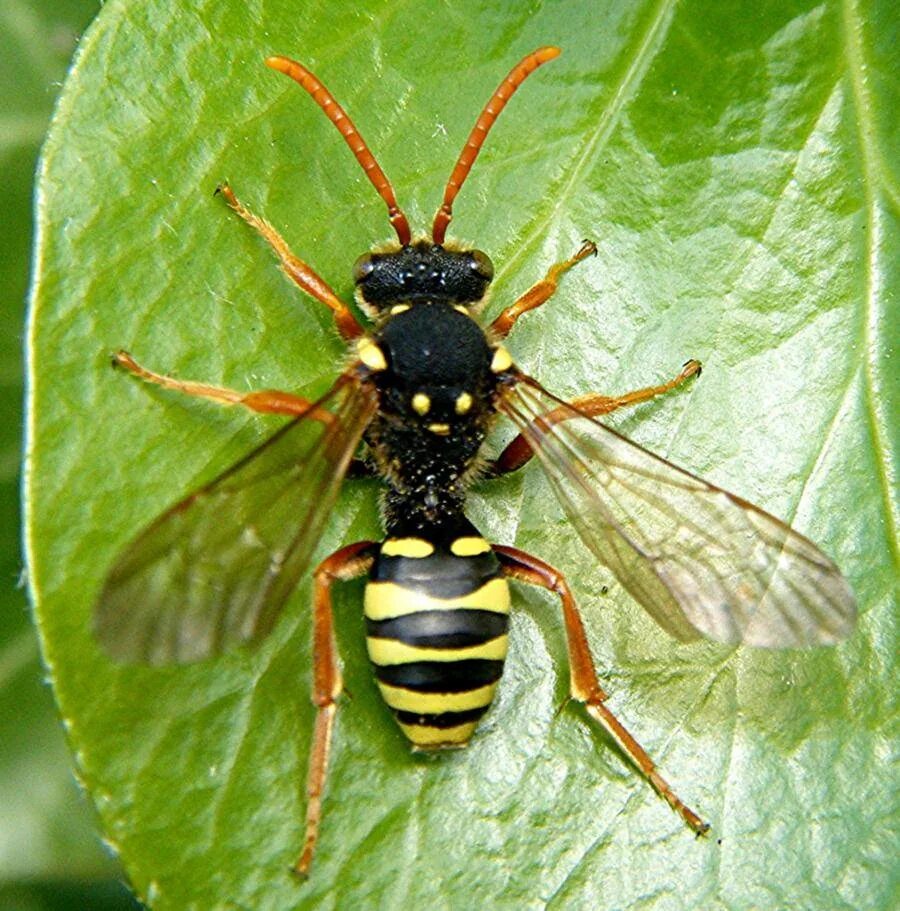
[[427, 422, 450, 435], [412, 392, 431, 415], [357, 338, 387, 371], [450, 536, 491, 556], [490, 346, 512, 372], [381, 537, 435, 558], [455, 392, 473, 414]]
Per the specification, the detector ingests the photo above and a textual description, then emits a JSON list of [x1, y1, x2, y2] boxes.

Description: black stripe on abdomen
[[373, 659, 504, 692], [394, 706, 490, 729], [366, 609, 509, 649], [370, 550, 500, 599]]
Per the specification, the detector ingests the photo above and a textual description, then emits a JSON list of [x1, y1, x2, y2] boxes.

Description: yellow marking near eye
[[381, 538, 434, 558], [412, 393, 431, 415], [390, 303, 411, 314], [455, 392, 473, 415], [377, 681, 498, 714], [450, 536, 491, 556], [490, 346, 512, 372], [357, 338, 387, 371], [366, 634, 509, 666], [364, 578, 511, 620], [398, 720, 477, 747], [428, 423, 450, 435], [454, 305, 470, 315]]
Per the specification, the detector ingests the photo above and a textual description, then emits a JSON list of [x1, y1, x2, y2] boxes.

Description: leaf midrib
[[841, 0, 900, 569]]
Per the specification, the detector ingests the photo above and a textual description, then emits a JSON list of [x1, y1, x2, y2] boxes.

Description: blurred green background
[[0, 2, 138, 908]]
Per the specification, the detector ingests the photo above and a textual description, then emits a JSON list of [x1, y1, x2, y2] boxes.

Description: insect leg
[[493, 544, 710, 836], [216, 183, 364, 340], [295, 540, 377, 878], [489, 240, 597, 339], [487, 360, 701, 476], [113, 350, 334, 421]]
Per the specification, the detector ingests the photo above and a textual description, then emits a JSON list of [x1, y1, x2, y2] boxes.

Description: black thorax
[[362, 300, 498, 536]]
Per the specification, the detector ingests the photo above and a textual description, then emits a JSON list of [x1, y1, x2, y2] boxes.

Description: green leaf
[[26, 1, 897, 909], [1, 1, 139, 906]]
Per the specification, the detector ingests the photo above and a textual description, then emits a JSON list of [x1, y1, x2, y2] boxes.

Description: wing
[[94, 372, 378, 665], [498, 375, 856, 647]]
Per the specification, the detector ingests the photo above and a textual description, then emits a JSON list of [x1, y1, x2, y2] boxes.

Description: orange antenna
[[432, 46, 560, 245], [266, 56, 412, 245]]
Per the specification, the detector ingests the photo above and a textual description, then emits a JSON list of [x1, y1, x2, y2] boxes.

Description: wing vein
[[498, 374, 856, 647]]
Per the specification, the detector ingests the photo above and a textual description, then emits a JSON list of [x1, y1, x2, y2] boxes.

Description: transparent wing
[[498, 375, 856, 646], [95, 373, 378, 665]]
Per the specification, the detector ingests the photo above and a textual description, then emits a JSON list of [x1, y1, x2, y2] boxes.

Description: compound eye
[[352, 253, 376, 284], [470, 249, 494, 282]]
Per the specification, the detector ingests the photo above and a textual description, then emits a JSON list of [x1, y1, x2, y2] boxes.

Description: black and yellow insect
[[96, 47, 857, 876]]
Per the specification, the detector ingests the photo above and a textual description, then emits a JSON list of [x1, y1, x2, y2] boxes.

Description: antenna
[[266, 56, 412, 245], [431, 46, 560, 245]]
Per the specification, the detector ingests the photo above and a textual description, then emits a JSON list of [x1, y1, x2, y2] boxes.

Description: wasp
[[96, 47, 856, 876]]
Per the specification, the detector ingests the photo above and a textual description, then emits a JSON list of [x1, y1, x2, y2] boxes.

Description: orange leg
[[113, 350, 334, 422], [494, 545, 709, 836], [294, 541, 377, 878], [490, 239, 597, 339], [490, 360, 701, 475], [216, 183, 363, 340]]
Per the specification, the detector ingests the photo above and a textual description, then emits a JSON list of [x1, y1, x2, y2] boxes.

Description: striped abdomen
[[364, 534, 510, 749]]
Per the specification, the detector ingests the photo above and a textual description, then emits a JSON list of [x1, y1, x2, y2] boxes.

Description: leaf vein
[[841, 0, 900, 570], [495, 0, 679, 290]]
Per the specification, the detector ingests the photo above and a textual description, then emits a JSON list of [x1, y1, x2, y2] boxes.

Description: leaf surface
[[26, 1, 897, 908]]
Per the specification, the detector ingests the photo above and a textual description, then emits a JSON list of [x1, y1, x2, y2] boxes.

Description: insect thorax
[[355, 247, 501, 536]]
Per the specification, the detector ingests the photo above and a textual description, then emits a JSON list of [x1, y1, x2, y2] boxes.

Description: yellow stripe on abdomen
[[398, 720, 478, 748], [364, 577, 510, 621], [376, 681, 499, 714], [366, 633, 509, 666]]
